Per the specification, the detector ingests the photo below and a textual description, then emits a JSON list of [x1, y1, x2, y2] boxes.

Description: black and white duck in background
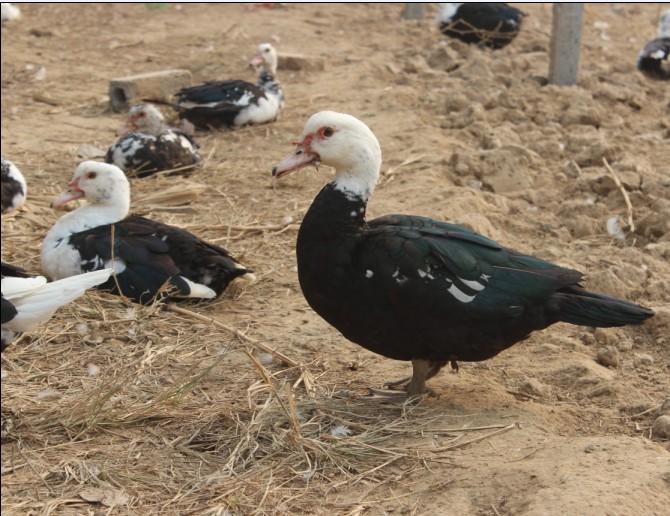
[[1, 158, 27, 214], [41, 161, 254, 305], [105, 103, 201, 178], [159, 42, 284, 129], [637, 9, 670, 80], [1, 262, 112, 351], [437, 3, 527, 49], [272, 111, 654, 399]]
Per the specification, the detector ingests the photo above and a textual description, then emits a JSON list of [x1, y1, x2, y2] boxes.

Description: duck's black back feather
[[173, 80, 267, 128], [297, 185, 653, 363], [440, 3, 527, 49], [637, 37, 670, 80], [175, 79, 265, 105], [1, 262, 29, 279], [68, 215, 250, 304]]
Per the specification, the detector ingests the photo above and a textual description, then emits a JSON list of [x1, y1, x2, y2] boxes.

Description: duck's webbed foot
[[363, 359, 448, 401]]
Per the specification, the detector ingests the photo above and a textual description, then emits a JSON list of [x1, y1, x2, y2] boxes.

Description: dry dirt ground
[[2, 3, 670, 515]]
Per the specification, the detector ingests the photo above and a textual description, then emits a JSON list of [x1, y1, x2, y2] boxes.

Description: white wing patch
[[445, 274, 489, 304]]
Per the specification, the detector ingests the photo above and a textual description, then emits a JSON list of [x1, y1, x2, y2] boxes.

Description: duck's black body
[[276, 110, 653, 397], [637, 37, 670, 80], [61, 215, 250, 304], [297, 184, 653, 366], [438, 3, 527, 49], [171, 74, 281, 129], [105, 131, 200, 178]]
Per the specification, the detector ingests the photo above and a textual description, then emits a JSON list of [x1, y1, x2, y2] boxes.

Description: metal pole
[[402, 3, 424, 20], [548, 3, 585, 85]]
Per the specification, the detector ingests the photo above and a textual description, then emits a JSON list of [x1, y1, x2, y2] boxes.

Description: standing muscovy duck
[[105, 103, 201, 178], [41, 161, 253, 305], [158, 43, 284, 129], [437, 3, 527, 49], [1, 262, 112, 351], [1, 158, 27, 214], [272, 111, 654, 398], [637, 9, 670, 80]]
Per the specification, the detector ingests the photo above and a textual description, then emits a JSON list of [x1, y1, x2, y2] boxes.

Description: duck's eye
[[86, 171, 97, 179], [323, 127, 334, 137]]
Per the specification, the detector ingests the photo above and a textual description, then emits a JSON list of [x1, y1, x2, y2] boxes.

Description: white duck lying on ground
[[41, 161, 253, 305]]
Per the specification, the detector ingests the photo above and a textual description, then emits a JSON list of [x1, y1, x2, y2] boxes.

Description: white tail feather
[[179, 277, 216, 299], [2, 268, 113, 332]]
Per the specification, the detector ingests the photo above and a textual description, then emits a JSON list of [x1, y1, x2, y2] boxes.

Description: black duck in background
[[437, 3, 527, 49], [637, 9, 670, 80]]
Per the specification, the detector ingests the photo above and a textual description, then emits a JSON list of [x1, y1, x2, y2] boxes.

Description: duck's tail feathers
[[556, 289, 654, 327]]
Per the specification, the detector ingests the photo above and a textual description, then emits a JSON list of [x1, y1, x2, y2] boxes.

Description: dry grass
[[2, 291, 515, 514]]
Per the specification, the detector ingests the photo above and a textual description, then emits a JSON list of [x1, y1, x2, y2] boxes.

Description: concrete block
[[109, 69, 192, 112], [278, 53, 325, 72]]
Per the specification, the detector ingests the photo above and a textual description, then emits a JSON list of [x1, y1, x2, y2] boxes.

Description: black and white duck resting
[[41, 161, 253, 305], [437, 3, 527, 49], [106, 103, 201, 178], [1, 158, 27, 214], [162, 43, 284, 129], [1, 262, 112, 351], [272, 111, 654, 398], [637, 9, 670, 80]]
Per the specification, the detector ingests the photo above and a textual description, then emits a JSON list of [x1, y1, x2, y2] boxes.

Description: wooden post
[[402, 3, 424, 20], [548, 3, 585, 85]]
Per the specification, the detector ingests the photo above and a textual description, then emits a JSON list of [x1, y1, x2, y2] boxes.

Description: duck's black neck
[[257, 72, 282, 98], [298, 183, 367, 243]]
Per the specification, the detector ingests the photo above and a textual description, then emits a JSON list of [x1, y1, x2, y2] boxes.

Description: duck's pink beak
[[250, 53, 265, 68], [117, 121, 137, 137], [51, 178, 85, 208], [272, 138, 320, 179]]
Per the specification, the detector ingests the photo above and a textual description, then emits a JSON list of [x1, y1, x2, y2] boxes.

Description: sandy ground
[[2, 3, 670, 515]]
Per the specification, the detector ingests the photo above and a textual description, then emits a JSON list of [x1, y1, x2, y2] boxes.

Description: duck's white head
[[272, 111, 382, 201], [51, 161, 131, 211], [250, 42, 279, 75], [118, 103, 166, 136]]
